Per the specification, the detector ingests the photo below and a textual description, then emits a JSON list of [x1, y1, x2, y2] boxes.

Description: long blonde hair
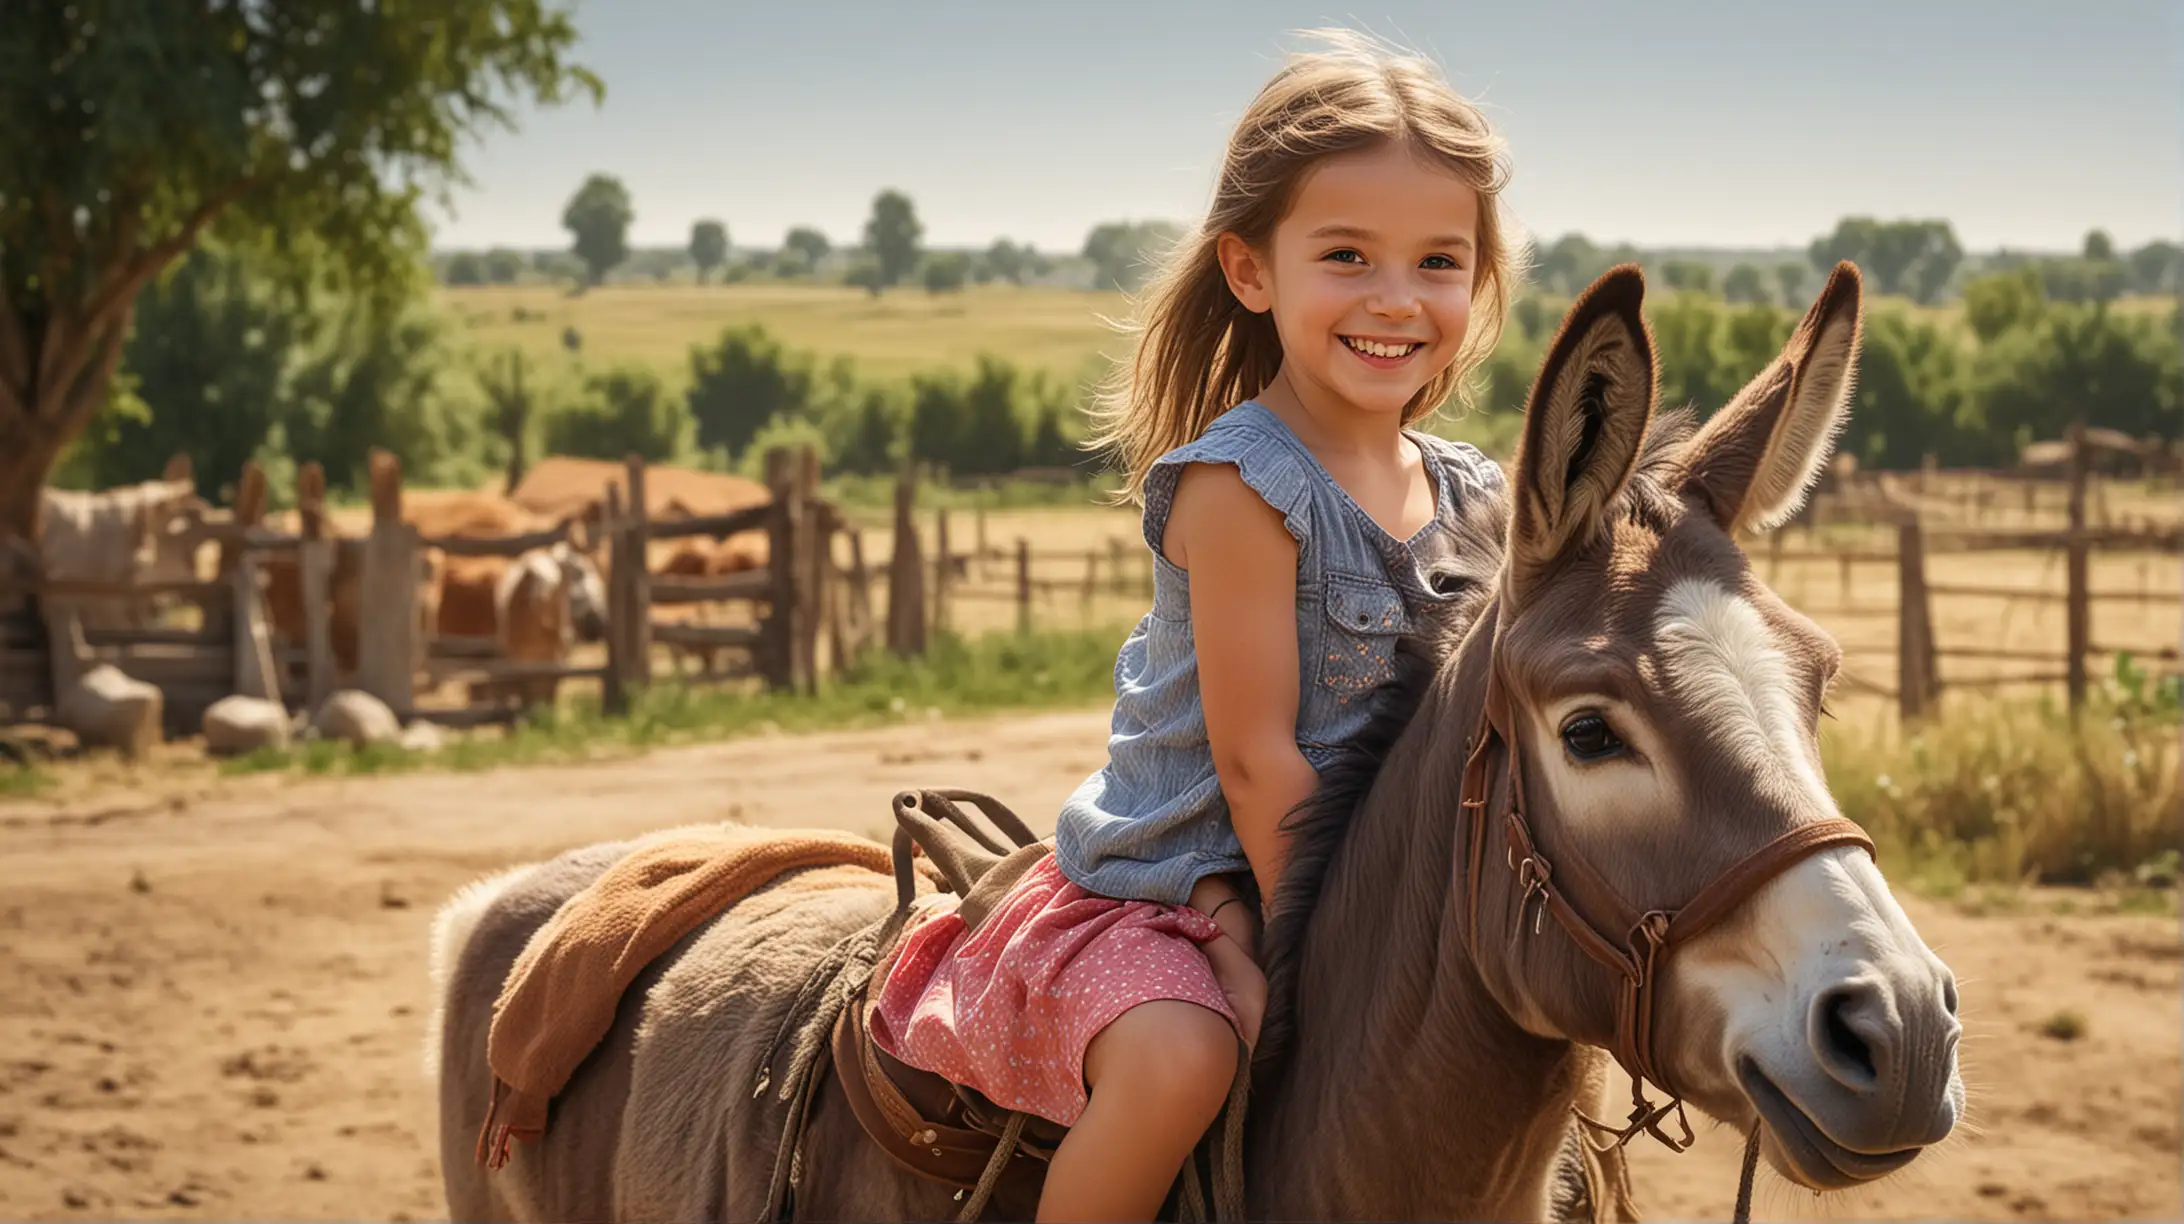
[[1088, 30, 1522, 503]]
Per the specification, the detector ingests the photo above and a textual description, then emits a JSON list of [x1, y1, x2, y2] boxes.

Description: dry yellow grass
[[437, 282, 1131, 386]]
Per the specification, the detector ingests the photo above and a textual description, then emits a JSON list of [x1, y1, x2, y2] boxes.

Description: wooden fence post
[[975, 506, 989, 580], [1895, 515, 1937, 721], [886, 461, 927, 658], [2065, 420, 2091, 714], [1108, 537, 1127, 597], [845, 527, 873, 665], [355, 450, 417, 716], [299, 538, 335, 713], [933, 507, 952, 635], [602, 483, 629, 717], [230, 552, 280, 704], [1016, 537, 1032, 634], [760, 448, 797, 690], [622, 455, 653, 701], [795, 445, 823, 693]]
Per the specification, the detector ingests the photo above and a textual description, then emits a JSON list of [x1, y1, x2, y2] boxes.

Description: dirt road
[[1, 709, 2177, 1220]]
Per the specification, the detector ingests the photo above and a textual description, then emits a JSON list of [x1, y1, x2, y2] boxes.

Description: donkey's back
[[427, 837, 949, 1222]]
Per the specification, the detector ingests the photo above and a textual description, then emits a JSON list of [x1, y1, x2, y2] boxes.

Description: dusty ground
[[0, 708, 2177, 1221]]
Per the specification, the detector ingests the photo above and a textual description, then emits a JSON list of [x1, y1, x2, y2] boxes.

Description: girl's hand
[[1202, 932, 1268, 1050], [1189, 875, 1260, 961]]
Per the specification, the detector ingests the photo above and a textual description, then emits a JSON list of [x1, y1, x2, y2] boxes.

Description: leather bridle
[[1454, 607, 1876, 1152]]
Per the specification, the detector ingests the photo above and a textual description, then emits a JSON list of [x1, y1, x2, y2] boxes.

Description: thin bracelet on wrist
[[1209, 897, 1246, 923]]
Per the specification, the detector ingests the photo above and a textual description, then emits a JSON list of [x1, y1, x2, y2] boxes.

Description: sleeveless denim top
[[1052, 402, 1507, 905]]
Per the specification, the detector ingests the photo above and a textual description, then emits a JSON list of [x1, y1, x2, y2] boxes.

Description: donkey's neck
[[1253, 617, 1585, 1219]]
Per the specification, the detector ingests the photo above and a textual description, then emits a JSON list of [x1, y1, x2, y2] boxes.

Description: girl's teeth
[[1346, 337, 1417, 359]]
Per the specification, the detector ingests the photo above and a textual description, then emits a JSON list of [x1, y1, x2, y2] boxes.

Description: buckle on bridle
[[1515, 855, 1551, 937]]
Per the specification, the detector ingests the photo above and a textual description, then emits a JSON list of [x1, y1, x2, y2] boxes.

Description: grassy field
[[438, 282, 1132, 388], [436, 282, 2180, 397]]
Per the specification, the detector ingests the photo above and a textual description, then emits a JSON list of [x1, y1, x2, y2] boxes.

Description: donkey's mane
[[1252, 408, 1697, 1085]]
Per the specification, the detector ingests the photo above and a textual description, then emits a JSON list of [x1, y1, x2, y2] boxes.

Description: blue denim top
[[1051, 402, 1507, 905]]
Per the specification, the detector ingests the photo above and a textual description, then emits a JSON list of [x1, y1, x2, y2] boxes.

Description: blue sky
[[426, 0, 2181, 255]]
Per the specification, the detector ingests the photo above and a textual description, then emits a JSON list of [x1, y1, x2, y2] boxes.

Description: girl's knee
[[1087, 1001, 1238, 1111]]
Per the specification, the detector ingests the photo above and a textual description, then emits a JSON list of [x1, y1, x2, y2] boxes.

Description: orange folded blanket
[[477, 824, 922, 1168]]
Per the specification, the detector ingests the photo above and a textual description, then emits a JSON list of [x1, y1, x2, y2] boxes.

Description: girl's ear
[[1216, 232, 1273, 314]]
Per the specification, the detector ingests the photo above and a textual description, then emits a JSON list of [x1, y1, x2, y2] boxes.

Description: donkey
[[429, 261, 1962, 1221]]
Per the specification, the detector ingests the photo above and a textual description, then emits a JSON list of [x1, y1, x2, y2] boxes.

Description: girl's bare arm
[[1163, 461, 1320, 923]]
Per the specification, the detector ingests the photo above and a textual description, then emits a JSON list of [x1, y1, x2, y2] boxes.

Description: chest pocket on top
[[1318, 575, 1411, 704]]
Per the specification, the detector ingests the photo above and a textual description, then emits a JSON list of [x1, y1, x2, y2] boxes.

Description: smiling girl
[[869, 31, 1521, 1221]]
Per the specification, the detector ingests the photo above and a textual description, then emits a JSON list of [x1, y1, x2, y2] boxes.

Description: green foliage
[[689, 219, 729, 284], [445, 252, 488, 286], [907, 358, 1085, 477], [1721, 263, 1770, 304], [484, 249, 527, 285], [544, 365, 685, 461], [685, 324, 822, 462], [77, 242, 483, 496], [1661, 260, 1714, 293], [863, 190, 924, 291], [0, 1, 597, 311], [844, 257, 886, 297], [1828, 657, 2181, 887], [1810, 218, 1963, 303], [2125, 240, 2179, 294], [1083, 221, 1184, 292], [783, 227, 832, 276], [1773, 262, 1809, 305], [563, 174, 635, 286], [983, 238, 1032, 285], [923, 253, 971, 294], [1962, 268, 2046, 343]]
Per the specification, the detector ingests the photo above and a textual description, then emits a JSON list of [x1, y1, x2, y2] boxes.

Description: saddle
[[758, 789, 1248, 1223]]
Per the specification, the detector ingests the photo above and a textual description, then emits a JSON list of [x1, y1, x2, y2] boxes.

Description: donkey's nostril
[[1813, 983, 1887, 1089], [1941, 974, 1959, 1016]]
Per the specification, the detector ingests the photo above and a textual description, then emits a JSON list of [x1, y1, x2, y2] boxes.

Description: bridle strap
[[1455, 650, 1877, 1114]]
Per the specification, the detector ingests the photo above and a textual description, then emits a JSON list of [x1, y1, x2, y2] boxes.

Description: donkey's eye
[[1559, 713, 1624, 762]]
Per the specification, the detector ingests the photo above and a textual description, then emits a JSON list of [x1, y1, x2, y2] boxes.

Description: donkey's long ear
[[1681, 261, 1864, 534], [1508, 264, 1657, 603]]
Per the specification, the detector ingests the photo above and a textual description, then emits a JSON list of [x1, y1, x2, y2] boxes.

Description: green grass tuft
[[218, 627, 1126, 781]]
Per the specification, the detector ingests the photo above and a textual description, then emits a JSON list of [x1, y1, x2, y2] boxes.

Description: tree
[[2083, 229, 2116, 263], [690, 219, 729, 284], [563, 174, 634, 287], [444, 252, 488, 286], [685, 324, 814, 462], [1808, 217, 1960, 302], [984, 238, 1028, 285], [484, 248, 527, 285], [1962, 269, 2046, 344], [1083, 221, 1183, 291], [545, 366, 685, 462], [923, 253, 970, 294], [1721, 263, 1770, 304], [1774, 262, 1808, 305], [844, 257, 886, 298], [862, 190, 923, 291], [783, 227, 832, 275], [0, 2, 595, 538], [2127, 241, 2179, 295], [1660, 260, 1714, 293]]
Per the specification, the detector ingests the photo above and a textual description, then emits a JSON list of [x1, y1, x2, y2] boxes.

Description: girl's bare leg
[[1036, 1000, 1237, 1223]]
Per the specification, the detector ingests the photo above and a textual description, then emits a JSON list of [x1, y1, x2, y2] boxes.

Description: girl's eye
[[1559, 713, 1625, 762], [1323, 248, 1365, 265], [1421, 254, 1463, 271]]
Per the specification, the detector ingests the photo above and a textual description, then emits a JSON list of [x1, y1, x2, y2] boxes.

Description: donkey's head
[[1476, 263, 1961, 1190]]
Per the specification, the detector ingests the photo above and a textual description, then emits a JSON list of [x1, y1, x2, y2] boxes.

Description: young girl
[[871, 31, 1518, 1222]]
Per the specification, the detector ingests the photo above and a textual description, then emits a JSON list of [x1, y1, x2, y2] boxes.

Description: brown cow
[[435, 542, 606, 707], [651, 533, 768, 675]]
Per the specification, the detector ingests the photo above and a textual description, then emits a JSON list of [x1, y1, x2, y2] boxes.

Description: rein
[[1452, 604, 1874, 1223]]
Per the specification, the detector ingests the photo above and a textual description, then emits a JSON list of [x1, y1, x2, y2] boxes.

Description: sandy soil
[[1, 709, 2177, 1221]]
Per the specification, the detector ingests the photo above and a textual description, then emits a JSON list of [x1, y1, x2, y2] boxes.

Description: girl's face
[[1219, 141, 1481, 422]]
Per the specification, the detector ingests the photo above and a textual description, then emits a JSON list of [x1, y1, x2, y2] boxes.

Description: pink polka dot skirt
[[869, 855, 1236, 1128]]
